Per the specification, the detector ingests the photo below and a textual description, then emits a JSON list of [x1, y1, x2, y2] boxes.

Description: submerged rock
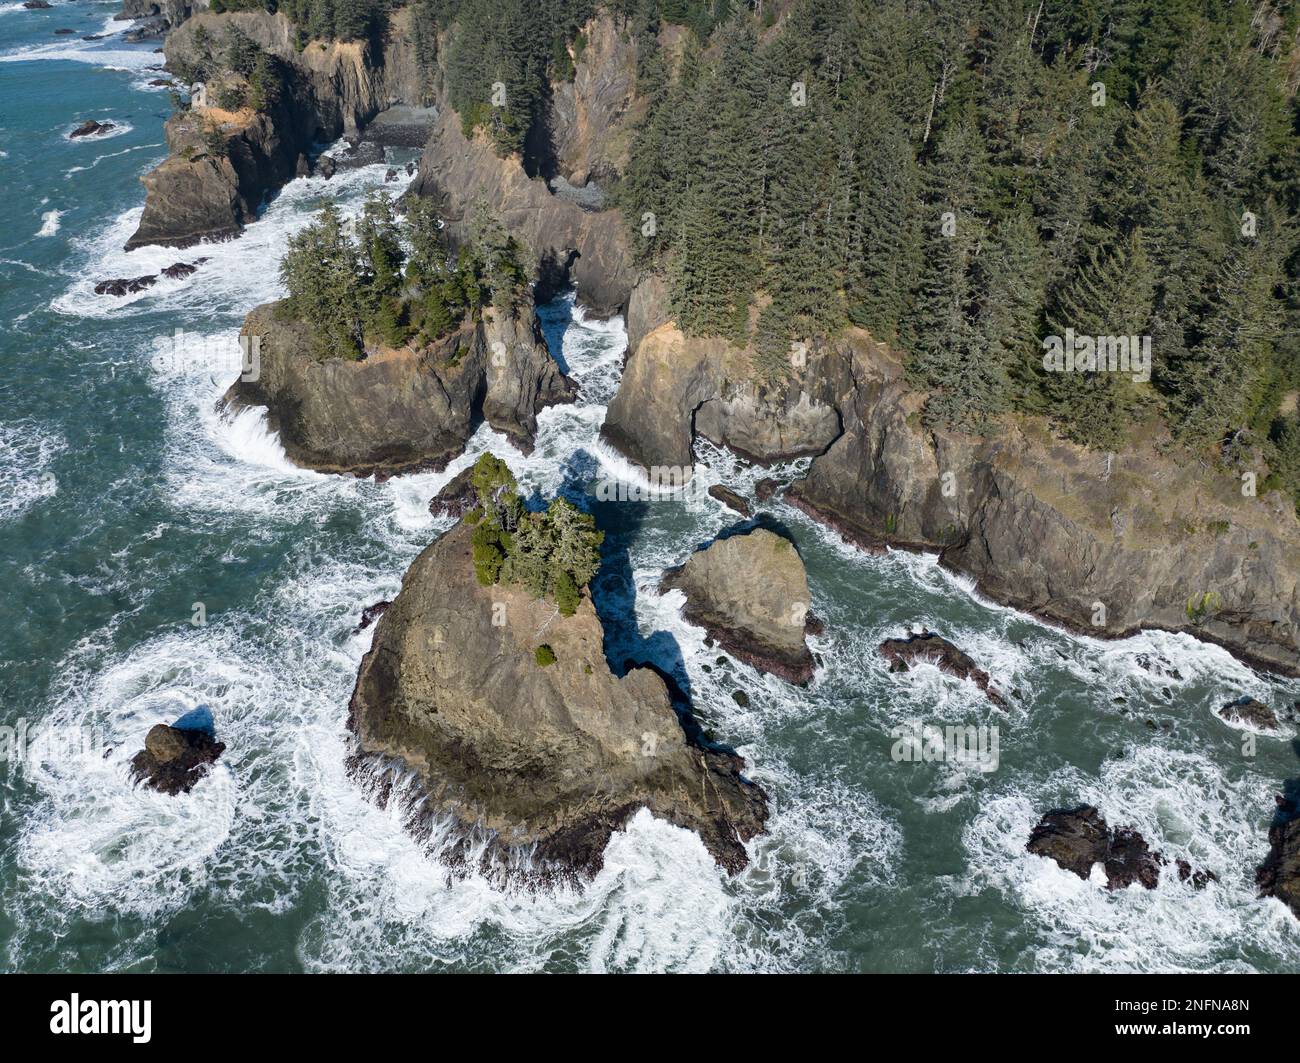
[[707, 484, 750, 517], [1218, 696, 1279, 731], [160, 260, 201, 280], [129, 707, 224, 795], [1257, 798, 1300, 919], [878, 631, 1006, 707], [661, 527, 817, 684], [348, 521, 767, 881], [1027, 804, 1214, 891]]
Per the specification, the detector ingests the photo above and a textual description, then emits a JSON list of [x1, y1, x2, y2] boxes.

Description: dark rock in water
[[405, 161, 415, 176], [1218, 696, 1279, 731], [1027, 805, 1111, 879], [333, 140, 384, 169], [22, 1, 52, 8], [662, 528, 817, 685], [384, 167, 398, 183], [316, 155, 336, 180], [147, 77, 173, 87], [755, 478, 779, 502], [124, 15, 167, 42], [161, 261, 199, 280], [879, 631, 1006, 707], [428, 467, 478, 520], [349, 521, 767, 881], [1177, 859, 1219, 889], [130, 718, 224, 796], [707, 484, 750, 517], [1027, 804, 1214, 891], [1256, 797, 1300, 919], [731, 690, 749, 707], [295, 153, 311, 179], [94, 274, 157, 296], [54, 27, 75, 34], [70, 119, 115, 138], [353, 599, 390, 635], [1105, 827, 1162, 890]]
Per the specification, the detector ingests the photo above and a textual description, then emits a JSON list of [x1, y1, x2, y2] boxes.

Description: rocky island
[[349, 458, 768, 879]]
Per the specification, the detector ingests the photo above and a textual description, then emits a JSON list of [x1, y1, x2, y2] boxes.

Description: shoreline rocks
[[1256, 796, 1300, 918], [661, 527, 817, 685], [601, 272, 1300, 678], [879, 631, 1006, 707], [348, 521, 768, 882], [125, 9, 427, 251], [129, 706, 224, 795]]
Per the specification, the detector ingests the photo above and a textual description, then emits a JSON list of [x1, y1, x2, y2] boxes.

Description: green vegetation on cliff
[[619, 0, 1300, 501], [464, 455, 604, 615], [278, 194, 527, 359]]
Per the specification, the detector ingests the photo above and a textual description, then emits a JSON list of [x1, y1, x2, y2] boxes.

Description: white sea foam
[[963, 744, 1300, 971], [0, 421, 64, 521], [35, 208, 62, 236]]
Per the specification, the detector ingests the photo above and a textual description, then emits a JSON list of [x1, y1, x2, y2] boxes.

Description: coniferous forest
[[263, 0, 1300, 502]]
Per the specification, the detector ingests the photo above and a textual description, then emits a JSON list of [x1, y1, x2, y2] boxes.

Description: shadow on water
[[546, 450, 734, 754]]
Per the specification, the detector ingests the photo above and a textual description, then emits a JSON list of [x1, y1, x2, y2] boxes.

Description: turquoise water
[[2, 4, 1299, 972]]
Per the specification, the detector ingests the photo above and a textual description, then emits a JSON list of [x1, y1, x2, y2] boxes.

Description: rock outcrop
[[126, 9, 425, 250], [70, 120, 116, 138], [602, 277, 1300, 676], [409, 12, 637, 313], [348, 521, 768, 880], [1218, 696, 1281, 731], [1257, 797, 1300, 918], [661, 527, 817, 684], [879, 631, 1006, 707], [129, 706, 224, 795], [225, 297, 574, 477], [1027, 805, 1214, 891], [601, 275, 843, 469]]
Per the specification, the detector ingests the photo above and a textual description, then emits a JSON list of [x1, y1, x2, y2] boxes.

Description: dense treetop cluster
[[279, 194, 528, 359], [465, 455, 605, 618], [621, 0, 1300, 477]]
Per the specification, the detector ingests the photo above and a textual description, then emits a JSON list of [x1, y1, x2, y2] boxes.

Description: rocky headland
[[125, 7, 428, 251], [601, 274, 1300, 678], [225, 295, 572, 477]]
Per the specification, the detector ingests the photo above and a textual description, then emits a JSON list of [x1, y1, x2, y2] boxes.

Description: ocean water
[[2, 4, 1299, 973]]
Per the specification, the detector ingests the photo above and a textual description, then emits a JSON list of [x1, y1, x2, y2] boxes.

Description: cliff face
[[602, 277, 1300, 676], [226, 297, 573, 477], [602, 275, 844, 469], [126, 9, 426, 250], [411, 12, 637, 314], [348, 521, 769, 878]]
